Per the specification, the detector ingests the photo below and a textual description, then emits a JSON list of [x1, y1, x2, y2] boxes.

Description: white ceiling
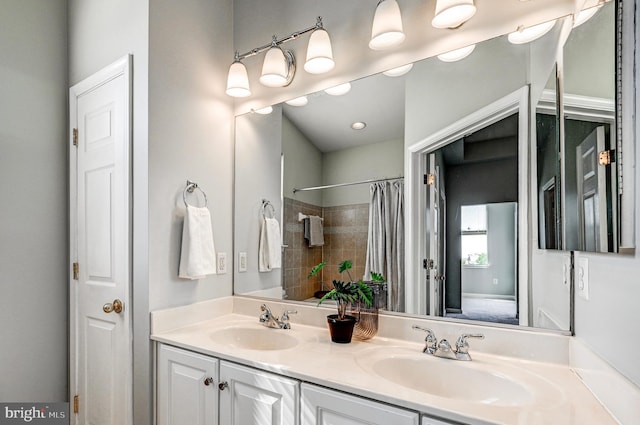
[[282, 70, 406, 153]]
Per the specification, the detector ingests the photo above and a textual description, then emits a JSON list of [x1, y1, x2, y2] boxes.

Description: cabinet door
[[301, 383, 419, 425], [219, 361, 299, 425], [422, 415, 458, 425], [157, 344, 219, 425]]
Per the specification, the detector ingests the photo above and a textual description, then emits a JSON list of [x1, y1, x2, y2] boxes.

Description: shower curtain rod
[[292, 176, 403, 193]]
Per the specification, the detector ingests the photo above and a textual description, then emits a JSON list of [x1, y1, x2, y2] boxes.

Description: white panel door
[[157, 344, 219, 425], [219, 361, 299, 425], [301, 383, 419, 425], [70, 56, 131, 425], [576, 126, 607, 251]]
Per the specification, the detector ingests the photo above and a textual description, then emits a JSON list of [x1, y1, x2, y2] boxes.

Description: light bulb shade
[[259, 47, 295, 87], [508, 20, 555, 44], [383, 63, 413, 77], [226, 61, 251, 98], [369, 0, 405, 50], [432, 0, 477, 29], [437, 44, 476, 62], [254, 106, 273, 115], [324, 83, 352, 96], [285, 96, 308, 107], [573, 4, 602, 28], [304, 28, 335, 74]]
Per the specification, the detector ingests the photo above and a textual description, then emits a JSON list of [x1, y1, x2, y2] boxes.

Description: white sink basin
[[210, 327, 299, 351], [356, 348, 558, 407]]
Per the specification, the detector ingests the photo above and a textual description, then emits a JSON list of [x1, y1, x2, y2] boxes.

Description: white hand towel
[[259, 217, 282, 272], [179, 205, 217, 280], [304, 215, 324, 247]]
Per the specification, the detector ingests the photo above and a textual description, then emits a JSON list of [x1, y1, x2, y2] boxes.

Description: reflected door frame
[[405, 87, 530, 320]]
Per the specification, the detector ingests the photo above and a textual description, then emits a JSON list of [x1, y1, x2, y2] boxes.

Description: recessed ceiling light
[[324, 83, 352, 96], [351, 122, 367, 130], [285, 96, 309, 107], [383, 63, 413, 77], [254, 106, 273, 115], [437, 44, 476, 62]]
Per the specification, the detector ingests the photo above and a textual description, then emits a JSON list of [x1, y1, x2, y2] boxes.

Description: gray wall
[[234, 107, 283, 294], [321, 139, 404, 207], [0, 0, 68, 402], [282, 115, 323, 206]]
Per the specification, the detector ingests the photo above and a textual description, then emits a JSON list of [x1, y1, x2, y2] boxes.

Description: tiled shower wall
[[283, 198, 369, 301]]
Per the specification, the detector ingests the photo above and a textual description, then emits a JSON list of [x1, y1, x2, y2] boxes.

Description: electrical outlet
[[238, 252, 247, 273], [217, 252, 227, 274], [576, 257, 589, 300], [492, 278, 499, 286]]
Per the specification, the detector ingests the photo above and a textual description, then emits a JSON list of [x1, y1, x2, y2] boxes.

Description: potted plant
[[308, 260, 382, 343]]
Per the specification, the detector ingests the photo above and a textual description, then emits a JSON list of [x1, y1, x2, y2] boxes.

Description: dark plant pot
[[326, 314, 356, 343]]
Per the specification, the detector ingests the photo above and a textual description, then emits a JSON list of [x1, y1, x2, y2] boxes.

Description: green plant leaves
[[307, 261, 326, 278]]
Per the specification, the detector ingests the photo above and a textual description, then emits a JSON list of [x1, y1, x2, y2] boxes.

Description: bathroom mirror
[[537, 0, 621, 253], [233, 0, 631, 331]]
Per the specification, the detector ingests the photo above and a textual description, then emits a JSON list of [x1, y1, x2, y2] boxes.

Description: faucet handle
[[455, 333, 484, 357], [412, 325, 438, 354], [281, 309, 297, 321], [280, 310, 297, 329]]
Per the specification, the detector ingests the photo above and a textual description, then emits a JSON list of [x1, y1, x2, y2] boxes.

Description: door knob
[[203, 377, 214, 386], [103, 299, 123, 314], [218, 381, 228, 391]]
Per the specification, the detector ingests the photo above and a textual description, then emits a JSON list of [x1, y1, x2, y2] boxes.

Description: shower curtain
[[364, 179, 404, 312]]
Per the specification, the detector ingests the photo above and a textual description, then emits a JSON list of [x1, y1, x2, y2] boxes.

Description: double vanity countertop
[[151, 296, 617, 425]]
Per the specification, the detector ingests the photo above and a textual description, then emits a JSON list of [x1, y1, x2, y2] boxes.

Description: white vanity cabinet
[[219, 360, 299, 425], [157, 344, 219, 425], [301, 383, 420, 425]]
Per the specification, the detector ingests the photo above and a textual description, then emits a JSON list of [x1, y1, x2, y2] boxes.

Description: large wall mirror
[[537, 0, 630, 253], [234, 0, 630, 332]]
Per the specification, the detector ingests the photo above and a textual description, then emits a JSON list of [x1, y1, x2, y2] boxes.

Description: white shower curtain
[[364, 179, 404, 312]]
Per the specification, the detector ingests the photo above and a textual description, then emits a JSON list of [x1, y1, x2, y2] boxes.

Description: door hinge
[[424, 174, 435, 185], [598, 149, 615, 166], [423, 259, 434, 269], [73, 395, 79, 414], [73, 262, 79, 280], [73, 128, 78, 146]]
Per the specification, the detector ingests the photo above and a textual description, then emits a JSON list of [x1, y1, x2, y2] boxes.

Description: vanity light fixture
[[369, 0, 406, 50], [225, 17, 334, 97], [508, 20, 556, 44], [437, 44, 476, 62], [573, 4, 603, 28], [432, 0, 477, 29], [254, 106, 273, 115], [351, 122, 367, 130], [225, 55, 251, 97], [383, 63, 413, 77], [324, 82, 352, 96], [285, 96, 309, 107]]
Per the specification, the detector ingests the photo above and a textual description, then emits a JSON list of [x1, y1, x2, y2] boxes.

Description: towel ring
[[262, 199, 276, 219], [183, 180, 208, 207]]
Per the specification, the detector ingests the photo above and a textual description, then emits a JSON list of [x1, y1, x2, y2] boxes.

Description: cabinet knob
[[218, 381, 228, 391], [203, 377, 214, 386]]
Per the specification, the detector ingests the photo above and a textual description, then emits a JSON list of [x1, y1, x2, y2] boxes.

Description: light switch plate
[[576, 257, 589, 300], [238, 252, 247, 273], [217, 252, 227, 274]]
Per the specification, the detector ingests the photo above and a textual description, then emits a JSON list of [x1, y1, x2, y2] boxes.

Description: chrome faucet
[[412, 325, 484, 361], [259, 304, 297, 329]]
